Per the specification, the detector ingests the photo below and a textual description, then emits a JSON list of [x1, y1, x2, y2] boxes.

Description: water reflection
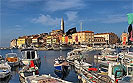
[[54, 68, 70, 79], [0, 75, 11, 83]]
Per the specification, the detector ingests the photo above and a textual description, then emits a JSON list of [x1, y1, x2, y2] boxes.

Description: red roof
[[95, 33, 113, 35], [77, 31, 94, 33], [32, 36, 39, 39], [18, 36, 28, 39]]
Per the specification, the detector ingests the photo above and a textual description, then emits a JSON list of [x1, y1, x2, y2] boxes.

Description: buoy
[[44, 56, 46, 58]]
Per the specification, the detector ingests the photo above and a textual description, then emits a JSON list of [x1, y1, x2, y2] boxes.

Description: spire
[[80, 22, 82, 31], [61, 17, 64, 33]]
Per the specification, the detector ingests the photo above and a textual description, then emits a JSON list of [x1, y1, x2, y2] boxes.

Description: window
[[31, 51, 35, 59], [27, 52, 31, 59]]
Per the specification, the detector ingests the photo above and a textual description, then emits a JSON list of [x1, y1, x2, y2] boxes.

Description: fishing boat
[[74, 60, 92, 70], [19, 60, 39, 83], [67, 48, 84, 62], [54, 56, 69, 71], [0, 60, 11, 79], [20, 48, 41, 66], [101, 48, 118, 61], [24, 74, 72, 83], [5, 53, 20, 67]]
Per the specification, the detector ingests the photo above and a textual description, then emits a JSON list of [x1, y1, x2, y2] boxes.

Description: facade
[[52, 36, 60, 45], [121, 32, 128, 45], [32, 36, 41, 47], [94, 37, 106, 45], [17, 36, 27, 48], [68, 35, 73, 44], [94, 33, 118, 45], [61, 35, 68, 44], [10, 39, 17, 48], [17, 36, 32, 48], [72, 31, 94, 45], [46, 35, 53, 45]]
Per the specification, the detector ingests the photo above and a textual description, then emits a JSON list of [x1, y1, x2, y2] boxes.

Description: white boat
[[74, 60, 92, 70], [24, 74, 72, 83], [125, 47, 133, 59], [5, 53, 20, 67], [102, 48, 117, 54], [0, 60, 11, 79], [21, 48, 41, 66], [66, 48, 85, 62], [101, 48, 118, 61], [19, 60, 39, 83]]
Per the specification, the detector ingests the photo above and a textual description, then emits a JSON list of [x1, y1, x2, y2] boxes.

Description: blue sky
[[1, 0, 133, 47]]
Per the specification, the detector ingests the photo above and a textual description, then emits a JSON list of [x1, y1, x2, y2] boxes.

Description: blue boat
[[54, 56, 69, 71]]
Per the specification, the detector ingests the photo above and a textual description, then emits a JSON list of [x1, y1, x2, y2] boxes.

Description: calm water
[[0, 49, 79, 83]]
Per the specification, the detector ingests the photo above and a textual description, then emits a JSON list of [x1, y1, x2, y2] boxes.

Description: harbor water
[[0, 49, 100, 83], [0, 49, 79, 83]]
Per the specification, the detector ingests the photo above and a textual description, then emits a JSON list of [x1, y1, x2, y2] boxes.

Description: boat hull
[[8, 61, 20, 67], [0, 70, 11, 79], [22, 58, 41, 67], [54, 65, 69, 71]]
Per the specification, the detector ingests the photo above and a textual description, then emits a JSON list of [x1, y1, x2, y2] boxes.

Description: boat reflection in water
[[54, 69, 70, 79], [0, 75, 11, 83]]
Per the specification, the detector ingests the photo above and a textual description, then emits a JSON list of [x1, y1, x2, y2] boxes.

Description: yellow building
[[72, 31, 94, 45], [17, 36, 32, 48], [17, 36, 27, 48], [62, 36, 65, 44], [94, 33, 118, 44]]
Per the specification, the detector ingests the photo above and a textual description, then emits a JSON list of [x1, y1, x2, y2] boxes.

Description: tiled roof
[[77, 31, 94, 33], [95, 33, 113, 35], [32, 36, 39, 39]]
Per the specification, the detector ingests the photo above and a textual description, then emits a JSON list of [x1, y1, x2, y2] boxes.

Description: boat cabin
[[21, 49, 38, 59], [6, 53, 18, 62]]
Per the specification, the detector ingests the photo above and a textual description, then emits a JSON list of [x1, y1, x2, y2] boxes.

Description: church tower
[[61, 17, 64, 33]]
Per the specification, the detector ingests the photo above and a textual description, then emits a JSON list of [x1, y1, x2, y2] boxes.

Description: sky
[[0, 0, 133, 47]]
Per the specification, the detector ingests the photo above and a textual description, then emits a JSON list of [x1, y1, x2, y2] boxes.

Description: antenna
[[80, 22, 82, 31]]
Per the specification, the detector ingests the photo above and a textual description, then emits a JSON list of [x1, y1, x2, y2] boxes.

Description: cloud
[[32, 14, 61, 26], [65, 11, 78, 21], [45, 0, 86, 12], [86, 14, 127, 24], [101, 14, 127, 23]]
